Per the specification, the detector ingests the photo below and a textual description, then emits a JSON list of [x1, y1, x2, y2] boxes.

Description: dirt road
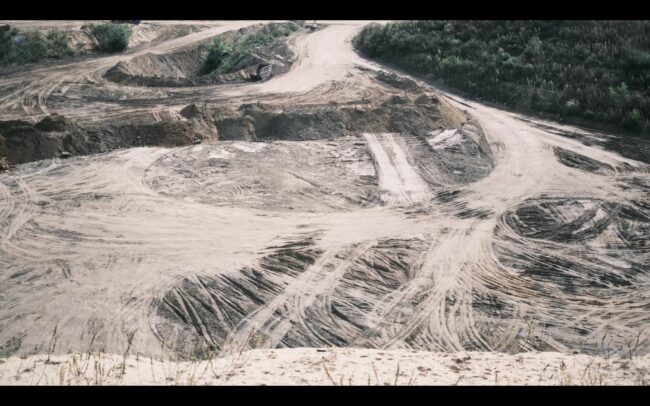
[[0, 21, 648, 360]]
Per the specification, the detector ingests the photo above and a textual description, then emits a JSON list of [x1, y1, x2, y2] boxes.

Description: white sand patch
[[363, 133, 429, 205], [231, 142, 267, 153], [427, 129, 462, 150], [208, 149, 234, 159]]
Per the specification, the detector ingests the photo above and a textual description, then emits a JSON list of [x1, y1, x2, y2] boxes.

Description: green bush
[[199, 36, 234, 74], [0, 27, 73, 66], [89, 23, 132, 53], [354, 20, 650, 136]]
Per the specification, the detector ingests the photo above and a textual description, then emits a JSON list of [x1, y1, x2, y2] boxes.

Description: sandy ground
[[1, 20, 649, 380], [1, 348, 647, 385]]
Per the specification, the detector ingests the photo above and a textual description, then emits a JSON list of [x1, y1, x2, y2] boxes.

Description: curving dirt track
[[0, 21, 649, 360]]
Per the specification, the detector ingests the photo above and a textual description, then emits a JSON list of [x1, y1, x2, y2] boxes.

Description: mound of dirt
[[104, 24, 296, 87], [211, 92, 462, 142]]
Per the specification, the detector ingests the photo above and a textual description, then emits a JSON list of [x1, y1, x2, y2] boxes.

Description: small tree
[[200, 36, 234, 74], [90, 23, 132, 53]]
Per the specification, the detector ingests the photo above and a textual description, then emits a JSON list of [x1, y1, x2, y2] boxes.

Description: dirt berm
[[0, 72, 476, 170], [212, 94, 460, 141], [0, 115, 107, 166]]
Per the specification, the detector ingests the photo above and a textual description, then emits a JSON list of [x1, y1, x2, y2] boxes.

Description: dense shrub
[[89, 23, 132, 53], [199, 36, 234, 75], [0, 27, 73, 66], [354, 21, 650, 136], [199, 22, 300, 75]]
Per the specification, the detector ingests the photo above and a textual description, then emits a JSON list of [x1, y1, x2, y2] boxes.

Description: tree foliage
[[89, 23, 132, 53], [0, 27, 72, 66]]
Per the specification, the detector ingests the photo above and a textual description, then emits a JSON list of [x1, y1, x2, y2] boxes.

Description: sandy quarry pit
[[0, 21, 649, 384]]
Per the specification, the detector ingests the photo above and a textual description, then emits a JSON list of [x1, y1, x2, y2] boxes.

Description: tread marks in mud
[[278, 238, 432, 349], [488, 196, 650, 355], [152, 236, 439, 357], [143, 140, 381, 212], [151, 236, 323, 357], [553, 146, 615, 175]]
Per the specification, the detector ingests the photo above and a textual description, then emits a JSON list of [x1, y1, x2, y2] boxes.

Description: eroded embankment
[[0, 71, 477, 171]]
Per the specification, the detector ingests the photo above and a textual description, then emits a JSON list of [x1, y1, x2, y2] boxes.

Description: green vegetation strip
[[0, 26, 72, 66], [354, 21, 650, 136]]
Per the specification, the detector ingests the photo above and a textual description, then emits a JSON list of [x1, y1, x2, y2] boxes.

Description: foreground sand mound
[[1, 348, 647, 385]]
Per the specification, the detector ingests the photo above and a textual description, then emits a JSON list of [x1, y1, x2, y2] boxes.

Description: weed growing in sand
[[117, 330, 137, 383], [523, 316, 537, 339]]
